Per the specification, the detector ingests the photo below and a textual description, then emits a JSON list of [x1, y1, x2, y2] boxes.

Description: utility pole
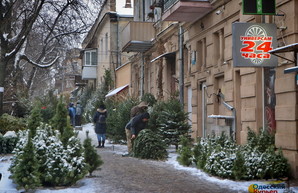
[[179, 25, 184, 106]]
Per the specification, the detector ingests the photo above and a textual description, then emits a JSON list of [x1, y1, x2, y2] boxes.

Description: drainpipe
[[179, 25, 184, 106], [140, 53, 145, 97]]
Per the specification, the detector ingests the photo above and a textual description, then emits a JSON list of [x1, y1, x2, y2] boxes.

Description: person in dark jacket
[[93, 104, 107, 148], [68, 103, 76, 126], [125, 112, 150, 153]]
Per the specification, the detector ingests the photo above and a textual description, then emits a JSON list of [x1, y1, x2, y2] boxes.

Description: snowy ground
[[1, 123, 298, 193]]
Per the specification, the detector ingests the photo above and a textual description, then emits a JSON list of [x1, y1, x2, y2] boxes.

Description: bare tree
[[0, 0, 101, 115]]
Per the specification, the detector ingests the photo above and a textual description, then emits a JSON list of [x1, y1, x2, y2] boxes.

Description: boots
[[96, 141, 101, 148], [101, 140, 105, 148]]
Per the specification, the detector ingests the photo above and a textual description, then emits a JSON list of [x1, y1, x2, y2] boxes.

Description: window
[[197, 38, 206, 70], [84, 49, 97, 66], [213, 29, 224, 66]]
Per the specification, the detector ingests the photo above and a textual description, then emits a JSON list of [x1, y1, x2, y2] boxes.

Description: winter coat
[[93, 108, 107, 134], [126, 112, 150, 136]]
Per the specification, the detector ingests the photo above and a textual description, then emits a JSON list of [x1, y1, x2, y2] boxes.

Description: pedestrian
[[130, 101, 148, 118], [93, 104, 108, 148], [75, 101, 82, 127], [125, 112, 150, 154], [68, 103, 76, 126]]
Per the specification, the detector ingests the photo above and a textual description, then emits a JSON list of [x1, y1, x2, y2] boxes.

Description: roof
[[105, 84, 129, 98]]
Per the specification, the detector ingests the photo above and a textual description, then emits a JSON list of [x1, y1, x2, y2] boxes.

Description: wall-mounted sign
[[0, 87, 4, 92], [232, 23, 277, 67], [243, 0, 276, 15]]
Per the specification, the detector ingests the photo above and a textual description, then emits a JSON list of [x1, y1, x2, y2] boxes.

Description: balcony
[[121, 21, 155, 53], [81, 65, 97, 80], [162, 0, 213, 22]]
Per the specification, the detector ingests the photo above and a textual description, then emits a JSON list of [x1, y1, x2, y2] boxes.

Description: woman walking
[[93, 104, 108, 148]]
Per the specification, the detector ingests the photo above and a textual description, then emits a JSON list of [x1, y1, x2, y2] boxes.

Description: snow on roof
[[105, 84, 129, 98]]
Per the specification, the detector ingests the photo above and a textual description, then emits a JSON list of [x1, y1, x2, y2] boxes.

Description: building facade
[[81, 0, 133, 93], [120, 0, 298, 177]]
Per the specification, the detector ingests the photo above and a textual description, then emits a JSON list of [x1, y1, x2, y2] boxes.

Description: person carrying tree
[[125, 112, 150, 154]]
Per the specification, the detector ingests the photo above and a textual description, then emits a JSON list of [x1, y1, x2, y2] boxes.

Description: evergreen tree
[[177, 135, 193, 166], [64, 136, 89, 184], [27, 102, 43, 137], [51, 96, 68, 134], [156, 99, 191, 149], [133, 129, 168, 160], [51, 96, 74, 145], [10, 134, 41, 191], [83, 131, 103, 176], [232, 150, 247, 180]]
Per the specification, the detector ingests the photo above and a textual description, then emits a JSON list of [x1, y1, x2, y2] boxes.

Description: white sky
[[116, 0, 133, 15]]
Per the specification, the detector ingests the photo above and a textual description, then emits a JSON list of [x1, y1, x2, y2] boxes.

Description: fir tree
[[232, 150, 246, 180], [133, 129, 168, 160], [177, 135, 193, 166], [51, 96, 74, 146], [83, 131, 103, 176], [156, 99, 191, 149], [27, 102, 43, 137], [10, 134, 41, 191], [64, 136, 89, 184], [51, 96, 68, 134]]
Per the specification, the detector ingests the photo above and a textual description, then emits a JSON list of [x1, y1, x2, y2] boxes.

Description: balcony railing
[[161, 0, 212, 22], [121, 21, 155, 53], [81, 65, 97, 80]]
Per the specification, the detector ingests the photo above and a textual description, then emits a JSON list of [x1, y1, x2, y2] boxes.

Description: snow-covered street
[[1, 123, 298, 193]]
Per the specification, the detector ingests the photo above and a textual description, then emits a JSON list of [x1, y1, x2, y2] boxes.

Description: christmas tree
[[10, 133, 41, 191], [83, 131, 103, 176]]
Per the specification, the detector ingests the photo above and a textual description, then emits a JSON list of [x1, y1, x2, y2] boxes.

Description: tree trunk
[[0, 57, 6, 115]]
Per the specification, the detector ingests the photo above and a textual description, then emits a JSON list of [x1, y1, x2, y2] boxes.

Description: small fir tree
[[51, 96, 74, 146], [83, 131, 104, 176], [232, 150, 247, 180], [27, 102, 43, 137], [51, 96, 68, 135], [177, 135, 193, 166], [133, 129, 168, 160], [156, 99, 191, 149], [10, 134, 41, 191]]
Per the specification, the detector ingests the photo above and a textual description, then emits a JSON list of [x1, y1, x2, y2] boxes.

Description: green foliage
[[83, 132, 104, 176], [141, 93, 157, 107], [27, 102, 43, 137], [133, 129, 168, 160], [50, 96, 75, 146], [154, 99, 191, 149], [177, 135, 193, 166], [180, 130, 290, 180], [247, 127, 275, 153], [35, 90, 58, 123], [0, 113, 26, 135], [0, 136, 18, 154], [106, 97, 138, 143], [9, 136, 41, 191], [232, 150, 246, 180], [10, 123, 88, 188]]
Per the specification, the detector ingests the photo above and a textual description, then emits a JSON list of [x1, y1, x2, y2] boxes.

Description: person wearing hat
[[130, 101, 148, 118], [125, 112, 150, 154]]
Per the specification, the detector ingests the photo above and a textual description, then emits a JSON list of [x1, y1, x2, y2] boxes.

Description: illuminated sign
[[232, 23, 277, 67], [243, 0, 276, 15]]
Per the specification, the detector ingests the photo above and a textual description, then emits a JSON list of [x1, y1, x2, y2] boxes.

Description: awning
[[269, 43, 298, 64], [150, 52, 176, 63], [105, 84, 129, 98], [269, 43, 298, 74]]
